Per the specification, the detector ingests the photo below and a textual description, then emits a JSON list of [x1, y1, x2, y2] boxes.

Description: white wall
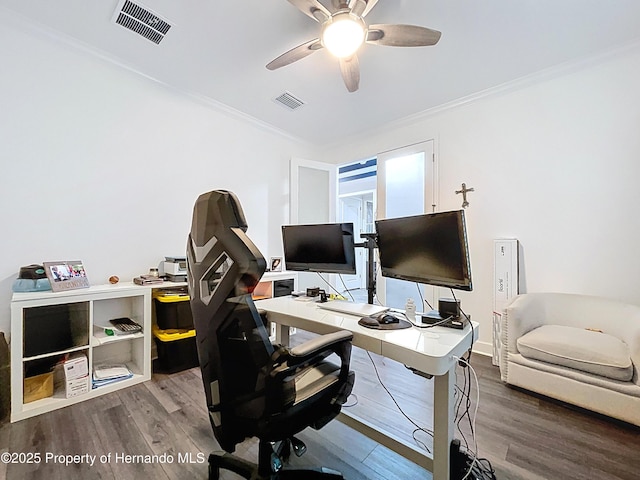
[[4, 10, 640, 357], [0, 12, 313, 339], [321, 45, 640, 353]]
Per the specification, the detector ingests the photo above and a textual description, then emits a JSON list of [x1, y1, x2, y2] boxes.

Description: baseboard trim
[[472, 340, 493, 358]]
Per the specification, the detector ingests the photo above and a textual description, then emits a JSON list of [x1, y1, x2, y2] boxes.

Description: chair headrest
[[190, 190, 248, 247]]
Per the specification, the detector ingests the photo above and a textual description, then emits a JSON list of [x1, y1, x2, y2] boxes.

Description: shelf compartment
[[93, 295, 145, 330], [23, 302, 89, 358], [92, 337, 145, 376]]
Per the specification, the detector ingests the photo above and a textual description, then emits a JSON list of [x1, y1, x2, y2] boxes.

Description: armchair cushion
[[517, 324, 633, 381]]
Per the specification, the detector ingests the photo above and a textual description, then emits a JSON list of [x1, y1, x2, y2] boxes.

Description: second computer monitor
[[281, 222, 356, 275], [375, 210, 472, 291]]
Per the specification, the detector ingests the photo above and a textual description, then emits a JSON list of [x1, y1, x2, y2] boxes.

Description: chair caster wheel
[[208, 463, 220, 480]]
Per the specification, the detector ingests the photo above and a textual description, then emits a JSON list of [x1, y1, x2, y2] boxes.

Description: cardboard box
[[65, 375, 89, 399], [63, 354, 88, 380], [24, 372, 54, 403]]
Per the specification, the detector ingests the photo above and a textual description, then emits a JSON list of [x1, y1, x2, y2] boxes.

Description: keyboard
[[317, 301, 389, 317]]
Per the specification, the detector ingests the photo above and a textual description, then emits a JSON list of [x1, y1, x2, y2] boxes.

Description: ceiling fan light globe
[[321, 14, 365, 58]]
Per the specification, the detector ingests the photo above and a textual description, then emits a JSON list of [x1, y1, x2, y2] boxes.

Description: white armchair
[[500, 292, 640, 426]]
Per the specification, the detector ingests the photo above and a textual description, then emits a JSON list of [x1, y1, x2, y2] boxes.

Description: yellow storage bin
[[152, 325, 198, 373], [153, 290, 193, 330]]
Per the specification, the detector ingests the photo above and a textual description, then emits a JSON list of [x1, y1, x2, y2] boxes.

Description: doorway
[[337, 158, 377, 298], [376, 140, 437, 309], [338, 192, 374, 292]]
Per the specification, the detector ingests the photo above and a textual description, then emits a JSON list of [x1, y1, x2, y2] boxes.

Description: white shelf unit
[[252, 271, 297, 300], [253, 271, 297, 338], [10, 283, 152, 422]]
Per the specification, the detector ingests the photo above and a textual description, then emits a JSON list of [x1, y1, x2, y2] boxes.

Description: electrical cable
[[453, 355, 480, 480], [314, 272, 347, 299], [365, 351, 434, 453], [447, 288, 496, 479], [415, 282, 428, 311], [410, 315, 454, 329], [342, 393, 359, 408], [449, 288, 474, 356], [452, 355, 496, 480], [455, 372, 472, 451], [337, 274, 356, 302]]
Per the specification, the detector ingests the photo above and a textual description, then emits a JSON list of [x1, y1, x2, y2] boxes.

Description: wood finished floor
[[1, 333, 639, 480]]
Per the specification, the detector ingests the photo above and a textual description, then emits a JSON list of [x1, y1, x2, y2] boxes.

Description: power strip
[[450, 440, 484, 480]]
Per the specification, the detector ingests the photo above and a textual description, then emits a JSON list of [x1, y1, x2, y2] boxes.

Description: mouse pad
[[358, 317, 413, 330]]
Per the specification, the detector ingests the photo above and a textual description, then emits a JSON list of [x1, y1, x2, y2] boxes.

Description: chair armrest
[[289, 330, 353, 360], [270, 330, 353, 382]]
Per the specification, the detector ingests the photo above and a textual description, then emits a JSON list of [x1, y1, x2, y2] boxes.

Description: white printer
[[163, 256, 187, 282]]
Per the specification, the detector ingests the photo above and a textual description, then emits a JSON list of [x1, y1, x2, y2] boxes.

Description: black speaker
[[438, 298, 460, 319]]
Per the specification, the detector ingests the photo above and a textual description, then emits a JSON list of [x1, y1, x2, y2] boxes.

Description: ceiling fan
[[266, 0, 441, 92]]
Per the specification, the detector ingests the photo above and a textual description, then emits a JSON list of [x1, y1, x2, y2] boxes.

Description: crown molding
[[322, 38, 640, 152]]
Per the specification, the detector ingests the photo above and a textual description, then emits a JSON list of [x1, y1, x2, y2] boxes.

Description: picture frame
[[270, 257, 283, 272], [43, 260, 90, 292]]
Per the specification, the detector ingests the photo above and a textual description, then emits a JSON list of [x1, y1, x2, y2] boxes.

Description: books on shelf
[[133, 275, 164, 286], [92, 363, 133, 389]]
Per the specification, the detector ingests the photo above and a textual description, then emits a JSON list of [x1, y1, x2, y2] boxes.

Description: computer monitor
[[375, 210, 472, 291], [281, 222, 356, 274]]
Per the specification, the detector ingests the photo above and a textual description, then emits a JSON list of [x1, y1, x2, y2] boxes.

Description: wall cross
[[455, 183, 475, 208]]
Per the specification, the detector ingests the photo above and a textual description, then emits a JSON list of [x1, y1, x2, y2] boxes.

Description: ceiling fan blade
[[350, 0, 378, 17], [266, 39, 323, 70], [286, 0, 331, 22], [366, 24, 442, 47], [332, 0, 348, 11], [339, 55, 360, 93]]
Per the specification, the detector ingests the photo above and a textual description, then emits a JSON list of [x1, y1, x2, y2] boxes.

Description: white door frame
[[375, 140, 439, 308], [290, 158, 336, 224], [290, 158, 338, 292]]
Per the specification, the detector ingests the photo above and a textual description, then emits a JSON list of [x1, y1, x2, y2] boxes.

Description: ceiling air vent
[[273, 92, 305, 111], [114, 0, 171, 45]]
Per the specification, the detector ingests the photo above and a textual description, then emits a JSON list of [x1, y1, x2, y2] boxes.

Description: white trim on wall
[[290, 158, 337, 224]]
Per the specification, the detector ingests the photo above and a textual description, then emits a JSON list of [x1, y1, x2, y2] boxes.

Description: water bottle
[[405, 298, 416, 322]]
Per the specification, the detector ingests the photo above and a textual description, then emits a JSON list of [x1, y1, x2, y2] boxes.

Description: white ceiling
[[3, 0, 640, 146]]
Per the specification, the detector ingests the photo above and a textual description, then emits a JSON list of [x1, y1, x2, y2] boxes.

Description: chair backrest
[[186, 190, 273, 452]]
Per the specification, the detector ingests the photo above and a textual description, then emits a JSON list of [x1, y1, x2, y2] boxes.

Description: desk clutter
[[23, 353, 91, 404], [92, 364, 133, 389]]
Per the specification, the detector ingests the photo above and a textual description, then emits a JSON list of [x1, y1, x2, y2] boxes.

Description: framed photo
[[270, 257, 283, 272], [44, 261, 90, 292]]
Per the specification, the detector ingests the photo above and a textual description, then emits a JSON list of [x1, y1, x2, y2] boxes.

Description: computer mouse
[[379, 314, 400, 325]]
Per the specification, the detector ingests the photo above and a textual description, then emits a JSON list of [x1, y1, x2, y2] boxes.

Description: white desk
[[256, 296, 479, 480]]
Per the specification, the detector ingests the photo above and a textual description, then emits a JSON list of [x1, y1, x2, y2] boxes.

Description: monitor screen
[[282, 223, 356, 274], [375, 210, 472, 291]]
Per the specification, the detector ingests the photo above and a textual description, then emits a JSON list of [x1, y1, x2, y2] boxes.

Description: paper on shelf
[[93, 364, 131, 380]]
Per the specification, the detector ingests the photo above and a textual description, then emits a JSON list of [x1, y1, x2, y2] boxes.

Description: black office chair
[[187, 190, 355, 480]]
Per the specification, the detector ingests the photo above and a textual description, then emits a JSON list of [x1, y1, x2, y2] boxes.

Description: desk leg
[[275, 323, 290, 346], [433, 368, 454, 480]]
